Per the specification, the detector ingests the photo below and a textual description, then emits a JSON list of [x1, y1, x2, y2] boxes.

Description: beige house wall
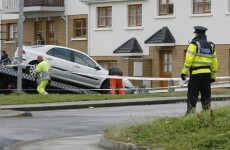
[[1, 15, 88, 57]]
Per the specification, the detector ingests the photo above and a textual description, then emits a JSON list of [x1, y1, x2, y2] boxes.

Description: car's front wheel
[[26, 61, 38, 76]]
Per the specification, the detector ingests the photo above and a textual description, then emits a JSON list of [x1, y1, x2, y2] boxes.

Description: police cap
[[194, 26, 208, 34]]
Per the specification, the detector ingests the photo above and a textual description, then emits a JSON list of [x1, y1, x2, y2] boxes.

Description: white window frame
[[155, 0, 176, 19], [189, 0, 212, 17]]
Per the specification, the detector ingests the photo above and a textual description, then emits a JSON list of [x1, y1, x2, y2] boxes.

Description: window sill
[[94, 28, 113, 31], [225, 12, 230, 15], [4, 40, 17, 44], [155, 15, 175, 19], [71, 37, 87, 41], [189, 13, 212, 17], [125, 26, 144, 30]]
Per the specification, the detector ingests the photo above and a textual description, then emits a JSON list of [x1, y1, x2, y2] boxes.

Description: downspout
[[65, 0, 68, 47], [61, 15, 67, 46], [61, 0, 69, 47], [87, 3, 90, 56]]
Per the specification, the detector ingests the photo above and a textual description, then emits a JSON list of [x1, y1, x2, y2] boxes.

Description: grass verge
[[0, 88, 230, 105], [104, 106, 230, 150]]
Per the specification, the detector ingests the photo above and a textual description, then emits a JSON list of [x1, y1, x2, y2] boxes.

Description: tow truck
[[0, 66, 98, 94]]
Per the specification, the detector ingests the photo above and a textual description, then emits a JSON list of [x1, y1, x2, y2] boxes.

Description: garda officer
[[109, 67, 125, 95], [181, 26, 218, 115], [35, 55, 51, 95]]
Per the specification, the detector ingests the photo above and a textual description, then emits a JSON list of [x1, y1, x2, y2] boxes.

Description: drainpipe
[[61, 0, 68, 47], [65, 0, 68, 47], [87, 4, 90, 56]]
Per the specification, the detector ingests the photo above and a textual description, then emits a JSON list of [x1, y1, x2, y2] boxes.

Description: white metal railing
[[2, 0, 64, 9], [2, 0, 19, 9]]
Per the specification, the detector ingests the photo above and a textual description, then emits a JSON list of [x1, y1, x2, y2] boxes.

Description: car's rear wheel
[[26, 61, 38, 76]]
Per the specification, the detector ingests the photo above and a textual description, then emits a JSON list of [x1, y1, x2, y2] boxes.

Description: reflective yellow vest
[[36, 60, 51, 82], [182, 43, 218, 80]]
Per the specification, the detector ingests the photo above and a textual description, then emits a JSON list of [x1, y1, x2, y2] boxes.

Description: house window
[[163, 53, 172, 73], [98, 7, 112, 28], [193, 0, 211, 14], [74, 18, 87, 37], [159, 0, 174, 15], [8, 24, 18, 40], [128, 4, 142, 27]]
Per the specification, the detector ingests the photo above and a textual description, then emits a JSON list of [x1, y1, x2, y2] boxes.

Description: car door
[[45, 47, 72, 81], [72, 51, 103, 88]]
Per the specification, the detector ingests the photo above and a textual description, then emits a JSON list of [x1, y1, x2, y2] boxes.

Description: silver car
[[12, 45, 134, 94]]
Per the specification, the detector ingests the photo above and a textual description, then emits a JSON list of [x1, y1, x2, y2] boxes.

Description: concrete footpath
[[1, 95, 230, 150]]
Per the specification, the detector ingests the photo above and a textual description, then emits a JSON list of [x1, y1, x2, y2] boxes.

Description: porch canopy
[[145, 26, 175, 47], [113, 37, 143, 55]]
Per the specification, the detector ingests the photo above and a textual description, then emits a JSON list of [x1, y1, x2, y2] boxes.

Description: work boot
[[185, 107, 196, 116], [201, 99, 211, 110]]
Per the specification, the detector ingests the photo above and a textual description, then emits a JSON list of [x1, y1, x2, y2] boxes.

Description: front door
[[46, 21, 55, 45], [160, 51, 172, 87], [35, 21, 43, 43]]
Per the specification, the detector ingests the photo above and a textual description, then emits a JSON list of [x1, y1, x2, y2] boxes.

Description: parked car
[[12, 45, 135, 94]]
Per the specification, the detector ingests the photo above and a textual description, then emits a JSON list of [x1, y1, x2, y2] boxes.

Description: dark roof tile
[[113, 38, 143, 53], [144, 27, 175, 44]]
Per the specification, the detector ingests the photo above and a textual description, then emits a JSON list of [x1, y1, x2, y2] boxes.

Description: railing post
[[168, 79, 175, 93]]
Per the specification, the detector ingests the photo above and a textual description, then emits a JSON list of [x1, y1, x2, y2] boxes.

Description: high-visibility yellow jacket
[[182, 42, 218, 80], [35, 60, 51, 83]]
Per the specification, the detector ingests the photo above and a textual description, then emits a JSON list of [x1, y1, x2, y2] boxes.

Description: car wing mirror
[[95, 66, 101, 70]]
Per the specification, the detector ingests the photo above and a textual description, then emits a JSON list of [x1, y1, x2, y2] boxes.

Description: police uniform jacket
[[182, 34, 218, 80]]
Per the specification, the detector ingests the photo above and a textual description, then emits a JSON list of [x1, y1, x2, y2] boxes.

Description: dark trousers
[[187, 73, 211, 113]]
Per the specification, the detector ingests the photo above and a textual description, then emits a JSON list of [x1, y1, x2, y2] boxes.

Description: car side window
[[47, 48, 71, 61], [46, 48, 53, 56], [74, 52, 96, 68]]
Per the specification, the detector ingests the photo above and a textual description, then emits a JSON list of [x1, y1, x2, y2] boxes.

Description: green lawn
[[0, 88, 230, 105], [104, 106, 230, 150]]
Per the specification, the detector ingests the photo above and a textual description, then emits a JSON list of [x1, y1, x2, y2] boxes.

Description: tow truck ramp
[[0, 66, 97, 94]]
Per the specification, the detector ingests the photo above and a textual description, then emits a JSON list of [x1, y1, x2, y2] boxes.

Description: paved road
[[1, 100, 230, 149]]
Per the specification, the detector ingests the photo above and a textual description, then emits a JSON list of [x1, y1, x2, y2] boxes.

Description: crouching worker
[[109, 67, 125, 95], [35, 55, 51, 95]]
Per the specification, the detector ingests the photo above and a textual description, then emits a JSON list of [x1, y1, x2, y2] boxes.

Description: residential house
[[80, 0, 230, 87], [0, 0, 88, 57]]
